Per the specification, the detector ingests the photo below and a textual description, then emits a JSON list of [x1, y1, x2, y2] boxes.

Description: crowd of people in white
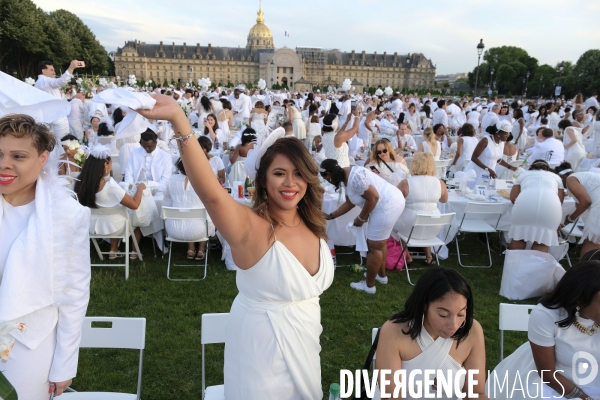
[[1, 57, 600, 400]]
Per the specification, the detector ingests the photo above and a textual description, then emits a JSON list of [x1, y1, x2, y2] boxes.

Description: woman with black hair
[[555, 162, 600, 257], [198, 95, 214, 122], [511, 108, 527, 151], [488, 261, 600, 399], [198, 136, 225, 184], [228, 128, 256, 186], [374, 267, 488, 399], [463, 121, 517, 182], [321, 158, 405, 294], [112, 107, 126, 128], [321, 110, 359, 168], [75, 144, 146, 258]]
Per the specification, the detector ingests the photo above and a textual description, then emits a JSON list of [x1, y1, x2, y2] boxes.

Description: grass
[[72, 233, 570, 399]]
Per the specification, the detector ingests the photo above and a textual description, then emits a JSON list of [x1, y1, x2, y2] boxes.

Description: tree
[[468, 46, 538, 96], [48, 10, 108, 76], [569, 50, 600, 97]]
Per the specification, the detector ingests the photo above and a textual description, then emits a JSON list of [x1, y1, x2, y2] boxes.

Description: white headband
[[558, 169, 573, 176], [61, 139, 79, 148], [87, 143, 111, 160]]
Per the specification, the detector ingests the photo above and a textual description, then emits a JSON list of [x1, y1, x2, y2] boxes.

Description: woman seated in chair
[[164, 158, 215, 260], [394, 152, 448, 265], [365, 139, 410, 185], [487, 260, 600, 399], [58, 134, 82, 178], [374, 267, 489, 399], [75, 144, 146, 259]]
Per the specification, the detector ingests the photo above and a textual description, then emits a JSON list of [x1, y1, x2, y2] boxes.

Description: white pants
[[3, 327, 56, 400]]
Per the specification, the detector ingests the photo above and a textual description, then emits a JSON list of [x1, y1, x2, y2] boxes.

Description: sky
[[34, 0, 600, 75]]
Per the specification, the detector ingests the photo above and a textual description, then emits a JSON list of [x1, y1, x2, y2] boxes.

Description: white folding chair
[[371, 327, 379, 369], [498, 303, 535, 360], [201, 313, 229, 400], [162, 206, 211, 281], [455, 202, 504, 268], [559, 217, 583, 267], [90, 207, 143, 280], [62, 317, 146, 400], [395, 213, 456, 285], [435, 159, 453, 178]]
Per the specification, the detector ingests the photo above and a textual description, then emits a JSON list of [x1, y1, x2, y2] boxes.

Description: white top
[[0, 197, 35, 280], [35, 71, 72, 99], [208, 155, 225, 177], [96, 178, 126, 208], [346, 166, 401, 213], [67, 98, 85, 122], [527, 137, 565, 165], [322, 132, 350, 168], [481, 112, 499, 133], [423, 140, 441, 160], [432, 108, 448, 127], [456, 136, 479, 167]]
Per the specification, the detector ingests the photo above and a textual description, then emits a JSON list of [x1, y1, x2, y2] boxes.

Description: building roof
[[116, 41, 273, 62]]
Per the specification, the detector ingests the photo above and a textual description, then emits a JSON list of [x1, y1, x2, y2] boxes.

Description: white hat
[[0, 71, 70, 123], [474, 97, 480, 101], [496, 120, 512, 133]]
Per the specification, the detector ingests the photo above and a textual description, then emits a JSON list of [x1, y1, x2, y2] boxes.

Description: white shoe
[[350, 280, 376, 294], [364, 272, 388, 284]]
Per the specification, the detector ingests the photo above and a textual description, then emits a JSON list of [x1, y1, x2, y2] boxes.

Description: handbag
[[385, 238, 405, 270], [359, 328, 380, 400]]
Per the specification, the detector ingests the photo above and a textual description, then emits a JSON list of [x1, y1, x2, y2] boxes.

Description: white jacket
[[0, 168, 91, 381], [124, 146, 173, 191]]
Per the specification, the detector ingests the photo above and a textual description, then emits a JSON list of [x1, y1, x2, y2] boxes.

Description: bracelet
[[174, 132, 194, 146], [565, 386, 584, 399], [357, 215, 368, 223]]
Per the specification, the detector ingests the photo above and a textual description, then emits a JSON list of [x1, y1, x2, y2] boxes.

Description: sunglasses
[[376, 149, 388, 155]]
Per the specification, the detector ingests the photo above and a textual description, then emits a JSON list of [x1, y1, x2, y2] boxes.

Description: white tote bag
[[500, 249, 566, 300]]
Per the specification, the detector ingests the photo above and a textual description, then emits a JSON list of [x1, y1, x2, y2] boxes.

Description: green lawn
[[72, 234, 568, 399]]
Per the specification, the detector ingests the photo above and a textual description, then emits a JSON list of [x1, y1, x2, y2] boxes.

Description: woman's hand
[[136, 94, 187, 125], [353, 217, 364, 227], [49, 379, 72, 396], [137, 183, 147, 191], [488, 169, 498, 179]]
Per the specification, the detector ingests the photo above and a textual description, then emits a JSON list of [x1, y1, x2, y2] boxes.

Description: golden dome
[[247, 1, 274, 50]]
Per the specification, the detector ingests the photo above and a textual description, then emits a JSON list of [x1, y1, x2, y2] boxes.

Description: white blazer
[[0, 170, 91, 382], [124, 146, 173, 190]]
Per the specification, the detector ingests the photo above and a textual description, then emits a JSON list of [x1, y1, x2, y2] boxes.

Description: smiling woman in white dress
[[0, 114, 90, 399], [487, 261, 600, 400], [137, 96, 334, 400], [373, 267, 489, 400]]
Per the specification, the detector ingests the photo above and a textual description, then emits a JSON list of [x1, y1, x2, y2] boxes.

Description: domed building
[[114, 2, 435, 91], [246, 1, 274, 51]]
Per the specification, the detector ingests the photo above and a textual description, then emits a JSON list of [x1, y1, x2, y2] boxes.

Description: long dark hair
[[113, 107, 125, 126], [204, 113, 219, 136], [75, 155, 110, 208], [389, 267, 474, 346], [319, 159, 346, 191], [540, 261, 600, 328], [254, 137, 327, 240], [200, 96, 212, 112]]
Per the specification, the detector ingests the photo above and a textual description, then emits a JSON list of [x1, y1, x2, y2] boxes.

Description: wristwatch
[[329, 213, 335, 220]]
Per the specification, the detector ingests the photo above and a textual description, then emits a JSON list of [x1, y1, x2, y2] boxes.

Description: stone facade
[[114, 3, 436, 90]]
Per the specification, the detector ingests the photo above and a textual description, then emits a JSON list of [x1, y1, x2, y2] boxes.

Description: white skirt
[[3, 327, 57, 400]]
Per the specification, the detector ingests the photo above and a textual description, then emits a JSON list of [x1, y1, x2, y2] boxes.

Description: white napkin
[[92, 88, 156, 110], [0, 71, 70, 122], [347, 221, 368, 258], [465, 193, 487, 201], [114, 111, 156, 140]]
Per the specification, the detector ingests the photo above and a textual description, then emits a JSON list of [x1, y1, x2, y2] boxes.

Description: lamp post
[[206, 61, 210, 80], [490, 67, 495, 92], [522, 78, 526, 99], [270, 59, 274, 88], [558, 62, 565, 86], [537, 75, 543, 98], [187, 66, 192, 85], [474, 39, 485, 97], [367, 63, 371, 91], [163, 67, 167, 84], [524, 71, 530, 98]]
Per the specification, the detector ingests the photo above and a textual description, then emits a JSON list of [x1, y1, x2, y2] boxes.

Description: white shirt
[[481, 112, 499, 133], [432, 108, 448, 127], [584, 97, 599, 109], [124, 146, 173, 190], [35, 71, 72, 99], [231, 94, 251, 119], [0, 198, 35, 280], [526, 137, 565, 165], [67, 98, 85, 122]]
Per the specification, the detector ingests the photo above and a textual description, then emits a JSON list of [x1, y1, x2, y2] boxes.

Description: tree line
[[0, 0, 110, 79], [467, 46, 600, 99]]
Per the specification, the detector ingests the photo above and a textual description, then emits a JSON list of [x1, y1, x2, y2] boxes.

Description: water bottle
[[329, 383, 340, 400], [350, 264, 366, 273]]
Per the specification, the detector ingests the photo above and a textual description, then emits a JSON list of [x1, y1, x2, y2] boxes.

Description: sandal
[[187, 250, 196, 260], [108, 251, 123, 260], [130, 252, 138, 260], [195, 250, 205, 260], [424, 256, 436, 266]]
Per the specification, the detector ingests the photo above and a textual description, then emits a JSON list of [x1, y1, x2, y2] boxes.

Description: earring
[[576, 305, 581, 318], [263, 190, 268, 203]]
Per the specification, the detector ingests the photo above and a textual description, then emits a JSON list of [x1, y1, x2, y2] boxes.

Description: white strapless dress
[[224, 236, 334, 400]]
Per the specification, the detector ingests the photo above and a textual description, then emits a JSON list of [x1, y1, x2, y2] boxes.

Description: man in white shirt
[[124, 130, 173, 191], [35, 59, 85, 139], [338, 95, 352, 126], [432, 99, 448, 127], [446, 99, 461, 129], [231, 89, 251, 125], [67, 93, 85, 140], [481, 104, 500, 133], [584, 92, 599, 109], [389, 95, 403, 116], [394, 123, 417, 152], [525, 127, 565, 165]]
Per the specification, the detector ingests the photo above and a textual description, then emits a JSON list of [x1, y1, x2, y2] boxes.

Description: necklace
[[280, 219, 302, 228], [573, 318, 600, 336]]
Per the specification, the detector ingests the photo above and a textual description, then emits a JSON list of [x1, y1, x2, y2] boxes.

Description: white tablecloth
[[578, 157, 600, 171], [322, 189, 361, 249]]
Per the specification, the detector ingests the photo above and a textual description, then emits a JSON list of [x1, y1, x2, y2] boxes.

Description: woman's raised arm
[[137, 94, 254, 248]]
